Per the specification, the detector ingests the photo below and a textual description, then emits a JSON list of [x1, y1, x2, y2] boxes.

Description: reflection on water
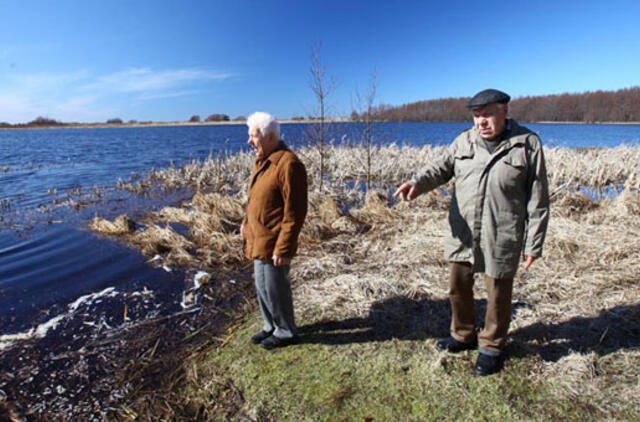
[[0, 223, 184, 335]]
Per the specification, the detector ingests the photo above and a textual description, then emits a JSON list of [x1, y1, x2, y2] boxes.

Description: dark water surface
[[1, 121, 640, 343]]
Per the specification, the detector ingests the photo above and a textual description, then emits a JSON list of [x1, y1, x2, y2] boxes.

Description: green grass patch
[[184, 315, 624, 421]]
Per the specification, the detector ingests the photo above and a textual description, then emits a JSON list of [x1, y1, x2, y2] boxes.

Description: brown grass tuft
[[89, 214, 136, 234], [614, 188, 640, 216], [132, 224, 195, 257], [553, 192, 599, 217]]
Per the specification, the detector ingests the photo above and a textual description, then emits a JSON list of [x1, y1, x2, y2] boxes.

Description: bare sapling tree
[[353, 66, 378, 191], [309, 43, 336, 192]]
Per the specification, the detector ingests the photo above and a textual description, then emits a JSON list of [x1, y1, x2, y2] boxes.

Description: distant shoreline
[[0, 120, 247, 131], [534, 120, 640, 125], [1, 118, 639, 131], [0, 118, 352, 131]]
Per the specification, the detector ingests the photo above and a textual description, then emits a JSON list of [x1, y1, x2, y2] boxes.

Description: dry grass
[[123, 143, 640, 206], [88, 214, 136, 235], [92, 191, 246, 272], [88, 144, 640, 420]]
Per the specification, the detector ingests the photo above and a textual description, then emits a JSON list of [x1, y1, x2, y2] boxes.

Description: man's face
[[248, 126, 273, 160], [473, 103, 508, 140]]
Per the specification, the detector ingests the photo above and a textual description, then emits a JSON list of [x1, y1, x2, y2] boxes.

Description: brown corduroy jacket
[[242, 142, 308, 261]]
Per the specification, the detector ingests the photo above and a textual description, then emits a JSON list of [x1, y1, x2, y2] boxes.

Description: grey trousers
[[253, 259, 297, 339]]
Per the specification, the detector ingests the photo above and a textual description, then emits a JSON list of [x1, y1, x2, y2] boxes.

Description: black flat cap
[[467, 89, 511, 109]]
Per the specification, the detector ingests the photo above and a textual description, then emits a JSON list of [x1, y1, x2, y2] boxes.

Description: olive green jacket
[[410, 120, 550, 278]]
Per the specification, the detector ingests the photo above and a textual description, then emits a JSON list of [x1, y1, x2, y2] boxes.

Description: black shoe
[[436, 336, 477, 353], [261, 335, 298, 350], [251, 330, 273, 344], [474, 353, 504, 376]]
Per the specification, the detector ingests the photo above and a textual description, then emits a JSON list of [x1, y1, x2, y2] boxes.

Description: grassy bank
[[89, 144, 640, 420]]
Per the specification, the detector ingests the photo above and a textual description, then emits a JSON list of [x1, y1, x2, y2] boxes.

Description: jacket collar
[[472, 119, 527, 150], [505, 120, 529, 147], [255, 141, 288, 168]]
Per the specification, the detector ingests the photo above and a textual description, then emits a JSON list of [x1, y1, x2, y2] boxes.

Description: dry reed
[[88, 214, 136, 235], [89, 144, 640, 418]]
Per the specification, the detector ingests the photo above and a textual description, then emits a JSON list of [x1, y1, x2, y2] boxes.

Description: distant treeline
[[354, 87, 640, 123], [0, 113, 244, 129], [0, 116, 142, 128]]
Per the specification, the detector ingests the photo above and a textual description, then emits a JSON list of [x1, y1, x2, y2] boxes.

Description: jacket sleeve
[[241, 163, 257, 243], [523, 136, 550, 257], [274, 159, 308, 258], [409, 142, 456, 196]]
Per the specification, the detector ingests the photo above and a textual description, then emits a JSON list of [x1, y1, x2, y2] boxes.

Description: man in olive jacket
[[242, 112, 308, 350], [394, 89, 549, 375]]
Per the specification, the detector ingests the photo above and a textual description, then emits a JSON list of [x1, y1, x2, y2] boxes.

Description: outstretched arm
[[394, 141, 458, 201]]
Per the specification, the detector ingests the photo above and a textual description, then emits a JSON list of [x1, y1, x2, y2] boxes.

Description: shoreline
[[0, 118, 353, 131], [534, 120, 640, 125], [3, 118, 640, 131], [0, 120, 247, 131]]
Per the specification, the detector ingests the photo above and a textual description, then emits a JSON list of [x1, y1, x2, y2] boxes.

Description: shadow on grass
[[298, 297, 640, 363], [509, 303, 640, 362], [297, 295, 526, 345]]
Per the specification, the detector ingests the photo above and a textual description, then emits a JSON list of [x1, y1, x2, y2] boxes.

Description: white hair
[[247, 112, 279, 139]]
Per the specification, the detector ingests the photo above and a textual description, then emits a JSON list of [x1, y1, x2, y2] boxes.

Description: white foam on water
[[68, 287, 117, 313], [0, 341, 15, 351], [130, 286, 154, 297], [194, 271, 209, 290], [180, 290, 195, 309], [33, 314, 66, 338], [0, 286, 117, 351]]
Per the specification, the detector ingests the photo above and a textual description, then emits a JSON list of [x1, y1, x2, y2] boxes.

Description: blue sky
[[0, 0, 639, 123]]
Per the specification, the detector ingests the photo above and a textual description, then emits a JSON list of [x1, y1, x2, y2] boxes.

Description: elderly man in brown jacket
[[395, 89, 550, 375], [242, 112, 308, 350]]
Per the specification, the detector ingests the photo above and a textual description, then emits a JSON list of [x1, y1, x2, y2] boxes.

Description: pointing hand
[[393, 182, 417, 201]]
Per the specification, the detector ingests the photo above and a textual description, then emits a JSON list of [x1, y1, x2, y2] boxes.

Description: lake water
[[1, 121, 640, 344]]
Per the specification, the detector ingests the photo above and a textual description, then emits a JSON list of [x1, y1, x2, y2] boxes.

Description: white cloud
[[0, 93, 37, 123], [54, 95, 116, 122], [85, 67, 232, 94], [9, 70, 90, 92], [136, 90, 198, 101], [0, 67, 233, 123], [0, 92, 114, 123]]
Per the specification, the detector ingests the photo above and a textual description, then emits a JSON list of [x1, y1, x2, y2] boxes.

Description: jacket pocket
[[453, 143, 474, 160], [494, 211, 523, 262], [251, 220, 278, 258], [496, 212, 520, 246], [453, 144, 475, 180], [502, 153, 527, 170], [495, 152, 528, 194]]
